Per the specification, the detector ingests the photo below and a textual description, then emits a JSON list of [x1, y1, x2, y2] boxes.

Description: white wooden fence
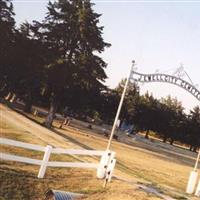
[[0, 138, 116, 181]]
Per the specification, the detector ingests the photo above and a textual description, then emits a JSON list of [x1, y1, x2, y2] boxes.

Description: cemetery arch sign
[[106, 64, 200, 151], [128, 68, 200, 196], [130, 70, 200, 102]]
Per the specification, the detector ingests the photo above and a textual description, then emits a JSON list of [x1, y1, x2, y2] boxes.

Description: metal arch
[[130, 70, 200, 102]]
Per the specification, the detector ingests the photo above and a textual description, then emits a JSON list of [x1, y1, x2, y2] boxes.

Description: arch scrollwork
[[130, 70, 200, 102]]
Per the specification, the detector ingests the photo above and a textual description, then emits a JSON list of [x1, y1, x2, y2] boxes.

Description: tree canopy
[[0, 0, 199, 151]]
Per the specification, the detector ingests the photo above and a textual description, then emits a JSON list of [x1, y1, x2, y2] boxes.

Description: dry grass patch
[[1, 162, 163, 200], [1, 104, 199, 199], [52, 125, 199, 196]]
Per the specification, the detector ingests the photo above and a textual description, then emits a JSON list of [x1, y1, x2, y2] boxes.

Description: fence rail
[[0, 152, 42, 165], [51, 148, 104, 156], [0, 137, 116, 181], [0, 138, 45, 151]]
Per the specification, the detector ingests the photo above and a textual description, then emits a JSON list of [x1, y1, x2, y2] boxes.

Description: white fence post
[[186, 171, 198, 194], [38, 145, 52, 178], [107, 157, 116, 182], [186, 149, 200, 194], [195, 179, 200, 197], [97, 150, 111, 179], [105, 152, 116, 182]]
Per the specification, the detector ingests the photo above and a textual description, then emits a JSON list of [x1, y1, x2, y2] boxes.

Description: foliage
[[31, 0, 111, 127], [1, 0, 199, 149], [0, 0, 16, 96]]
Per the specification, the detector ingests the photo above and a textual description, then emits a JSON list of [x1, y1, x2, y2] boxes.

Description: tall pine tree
[[34, 0, 110, 127], [0, 0, 16, 97]]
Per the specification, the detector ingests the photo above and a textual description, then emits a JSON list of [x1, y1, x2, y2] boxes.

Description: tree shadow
[[51, 127, 94, 150], [0, 166, 45, 200], [129, 140, 197, 168]]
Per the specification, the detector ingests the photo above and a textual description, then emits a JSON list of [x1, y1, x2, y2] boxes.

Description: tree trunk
[[23, 98, 32, 113], [170, 139, 174, 145], [163, 136, 167, 143], [45, 97, 58, 128], [193, 146, 197, 153], [0, 85, 8, 98], [145, 130, 149, 139]]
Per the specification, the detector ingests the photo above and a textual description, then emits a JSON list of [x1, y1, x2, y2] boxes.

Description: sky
[[12, 0, 200, 112]]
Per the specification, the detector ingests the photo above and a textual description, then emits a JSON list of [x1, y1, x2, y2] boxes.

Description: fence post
[[38, 145, 52, 178], [97, 150, 111, 179], [186, 171, 198, 194], [108, 159, 116, 182], [186, 149, 200, 194], [105, 152, 116, 183], [195, 179, 200, 197]]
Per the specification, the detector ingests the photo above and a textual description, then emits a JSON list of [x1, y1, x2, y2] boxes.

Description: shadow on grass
[[51, 128, 94, 150], [0, 163, 102, 200], [1, 100, 196, 169], [127, 141, 196, 168], [2, 100, 94, 150], [0, 167, 46, 200]]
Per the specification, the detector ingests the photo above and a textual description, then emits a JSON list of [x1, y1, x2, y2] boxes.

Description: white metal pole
[[106, 61, 135, 151]]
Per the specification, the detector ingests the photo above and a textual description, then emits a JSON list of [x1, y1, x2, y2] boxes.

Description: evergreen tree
[[34, 0, 110, 127], [0, 0, 16, 97], [13, 22, 50, 112], [187, 106, 200, 151], [112, 79, 139, 120], [160, 96, 184, 143]]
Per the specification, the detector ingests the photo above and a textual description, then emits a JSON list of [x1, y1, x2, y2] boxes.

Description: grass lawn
[[0, 104, 199, 199]]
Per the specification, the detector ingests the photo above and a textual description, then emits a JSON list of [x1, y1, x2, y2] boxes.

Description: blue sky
[[12, 0, 200, 111]]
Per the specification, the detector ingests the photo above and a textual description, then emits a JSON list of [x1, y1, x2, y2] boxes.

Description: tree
[[186, 106, 200, 152], [116, 79, 140, 120], [14, 22, 50, 112], [98, 89, 120, 124], [0, 0, 16, 97], [34, 0, 110, 127], [160, 96, 184, 143], [131, 92, 160, 139]]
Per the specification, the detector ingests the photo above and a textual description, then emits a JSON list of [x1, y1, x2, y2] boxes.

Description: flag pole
[[103, 61, 135, 188], [106, 60, 135, 151]]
